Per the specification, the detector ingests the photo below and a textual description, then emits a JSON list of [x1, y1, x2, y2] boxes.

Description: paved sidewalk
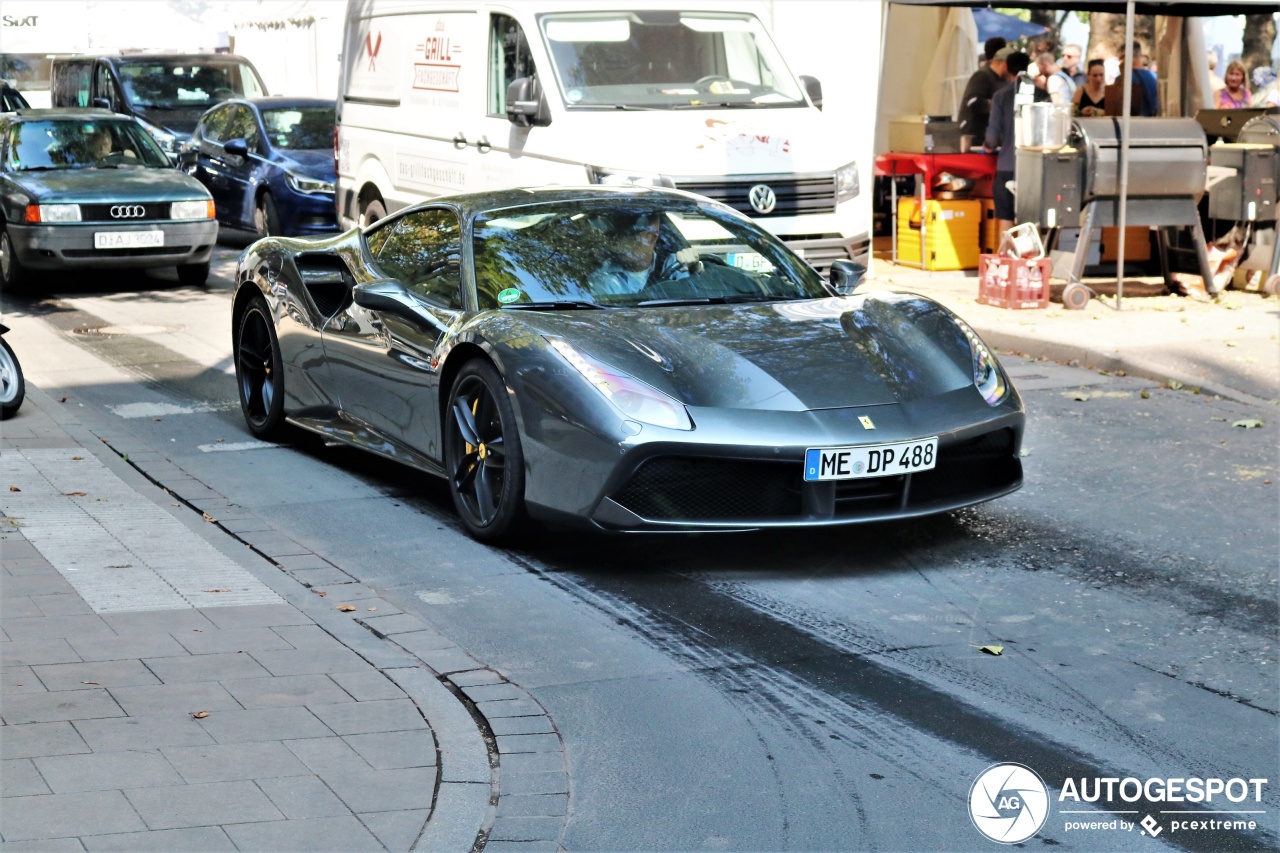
[[873, 259, 1279, 407], [0, 391, 514, 852]]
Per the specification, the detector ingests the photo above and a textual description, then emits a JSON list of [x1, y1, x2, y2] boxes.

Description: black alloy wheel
[[0, 226, 26, 291], [235, 297, 286, 439], [445, 360, 526, 541]]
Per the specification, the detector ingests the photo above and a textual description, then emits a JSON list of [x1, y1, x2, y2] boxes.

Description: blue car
[[181, 97, 338, 238]]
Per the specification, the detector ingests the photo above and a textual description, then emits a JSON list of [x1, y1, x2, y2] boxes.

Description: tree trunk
[[1241, 14, 1277, 76], [1088, 12, 1156, 60]]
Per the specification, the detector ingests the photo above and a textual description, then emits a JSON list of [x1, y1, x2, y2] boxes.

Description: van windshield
[[537, 11, 806, 110], [116, 59, 267, 109]]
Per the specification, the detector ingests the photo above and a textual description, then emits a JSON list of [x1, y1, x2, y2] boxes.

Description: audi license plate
[[95, 231, 163, 249], [804, 437, 938, 481]]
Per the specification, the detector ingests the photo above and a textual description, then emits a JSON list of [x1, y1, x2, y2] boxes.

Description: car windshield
[[538, 11, 806, 109], [117, 59, 267, 109], [261, 105, 335, 150], [471, 198, 828, 310], [5, 119, 170, 170]]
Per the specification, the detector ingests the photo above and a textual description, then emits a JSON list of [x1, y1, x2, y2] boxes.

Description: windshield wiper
[[501, 301, 610, 311], [635, 294, 782, 307], [671, 101, 778, 110], [567, 103, 664, 112]]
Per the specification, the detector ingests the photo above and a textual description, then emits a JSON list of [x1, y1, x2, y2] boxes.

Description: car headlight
[[835, 160, 859, 202], [170, 199, 215, 220], [26, 203, 82, 223], [287, 173, 335, 195], [546, 337, 692, 431], [134, 116, 179, 154], [954, 318, 1007, 405], [585, 165, 675, 189]]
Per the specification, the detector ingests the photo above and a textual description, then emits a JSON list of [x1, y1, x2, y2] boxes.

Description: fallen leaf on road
[[59, 396, 68, 403], [1233, 419, 1264, 429], [1018, 449, 1029, 458], [978, 645, 1004, 656], [82, 681, 100, 685], [1225, 341, 1237, 348], [1211, 417, 1228, 422], [8, 486, 19, 492], [368, 606, 378, 611], [1071, 393, 1090, 402], [1115, 370, 1126, 377], [312, 589, 327, 597], [108, 564, 132, 569], [203, 588, 231, 593], [1140, 390, 1150, 399], [191, 711, 209, 719], [71, 456, 83, 461], [64, 491, 87, 496], [337, 604, 356, 612], [202, 513, 216, 523], [1168, 380, 1184, 390]]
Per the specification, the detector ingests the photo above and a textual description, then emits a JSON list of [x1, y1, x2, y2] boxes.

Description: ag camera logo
[[970, 763, 1050, 844]]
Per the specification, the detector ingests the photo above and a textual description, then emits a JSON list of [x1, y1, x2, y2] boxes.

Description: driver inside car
[[586, 211, 689, 296]]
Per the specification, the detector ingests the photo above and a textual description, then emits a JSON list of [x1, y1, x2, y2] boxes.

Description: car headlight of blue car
[[286, 173, 335, 195]]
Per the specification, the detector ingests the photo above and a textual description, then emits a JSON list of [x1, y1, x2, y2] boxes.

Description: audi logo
[[748, 184, 777, 215], [110, 205, 147, 219]]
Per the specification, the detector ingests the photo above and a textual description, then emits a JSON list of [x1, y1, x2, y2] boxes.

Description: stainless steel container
[[1016, 103, 1072, 150]]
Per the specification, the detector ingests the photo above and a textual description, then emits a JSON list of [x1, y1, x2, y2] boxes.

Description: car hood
[[133, 105, 206, 137], [545, 106, 845, 176], [273, 149, 335, 181], [499, 293, 978, 411], [9, 168, 212, 203]]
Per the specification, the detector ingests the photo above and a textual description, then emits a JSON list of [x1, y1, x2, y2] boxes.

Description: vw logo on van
[[748, 184, 777, 215], [110, 205, 146, 219]]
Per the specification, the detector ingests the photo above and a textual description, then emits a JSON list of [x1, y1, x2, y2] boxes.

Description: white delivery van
[[336, 1, 868, 271]]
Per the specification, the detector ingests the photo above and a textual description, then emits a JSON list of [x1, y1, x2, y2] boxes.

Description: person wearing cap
[[958, 38, 1009, 147], [982, 51, 1049, 237]]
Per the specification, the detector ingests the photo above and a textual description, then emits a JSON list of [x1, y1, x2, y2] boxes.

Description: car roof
[[234, 97, 335, 110], [429, 185, 721, 218], [86, 54, 254, 63]]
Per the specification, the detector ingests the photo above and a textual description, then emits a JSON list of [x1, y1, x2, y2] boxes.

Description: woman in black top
[[1073, 59, 1107, 116]]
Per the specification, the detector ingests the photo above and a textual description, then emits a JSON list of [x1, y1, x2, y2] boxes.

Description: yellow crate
[[897, 198, 982, 271]]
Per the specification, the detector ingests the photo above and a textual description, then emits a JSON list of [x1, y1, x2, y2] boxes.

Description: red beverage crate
[[976, 254, 1052, 309]]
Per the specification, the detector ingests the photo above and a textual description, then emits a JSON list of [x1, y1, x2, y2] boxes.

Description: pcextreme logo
[[970, 763, 1270, 844]]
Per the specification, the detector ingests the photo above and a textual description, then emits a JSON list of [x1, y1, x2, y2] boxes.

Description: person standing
[[1061, 44, 1086, 87], [983, 51, 1050, 237], [1037, 52, 1074, 104], [1104, 41, 1158, 117], [1215, 60, 1251, 109], [1072, 59, 1108, 117], [1207, 50, 1225, 92], [959, 37, 1008, 148]]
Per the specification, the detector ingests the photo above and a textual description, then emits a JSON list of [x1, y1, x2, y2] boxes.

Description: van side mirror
[[828, 259, 865, 294], [800, 75, 823, 111], [223, 138, 250, 157], [506, 76, 551, 128], [91, 96, 112, 110]]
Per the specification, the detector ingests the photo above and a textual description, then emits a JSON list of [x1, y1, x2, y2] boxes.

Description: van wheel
[[361, 199, 386, 228]]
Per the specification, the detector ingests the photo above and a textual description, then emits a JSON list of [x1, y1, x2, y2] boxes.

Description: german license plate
[[95, 231, 164, 249], [804, 437, 938, 481]]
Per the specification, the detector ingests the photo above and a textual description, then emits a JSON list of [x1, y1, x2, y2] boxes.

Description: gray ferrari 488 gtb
[[232, 186, 1024, 541]]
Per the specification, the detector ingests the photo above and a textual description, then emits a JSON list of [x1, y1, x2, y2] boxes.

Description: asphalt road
[[3, 238, 1276, 852]]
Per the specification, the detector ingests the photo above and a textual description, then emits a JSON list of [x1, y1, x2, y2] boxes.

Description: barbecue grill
[[1016, 118, 1214, 306]]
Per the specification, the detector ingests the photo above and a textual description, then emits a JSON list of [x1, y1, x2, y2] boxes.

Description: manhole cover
[[72, 324, 178, 337]]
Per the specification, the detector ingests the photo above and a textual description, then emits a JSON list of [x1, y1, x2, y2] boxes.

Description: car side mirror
[[91, 96, 112, 110], [828, 259, 865, 295], [223, 138, 250, 157], [800, 75, 823, 111], [506, 76, 551, 128]]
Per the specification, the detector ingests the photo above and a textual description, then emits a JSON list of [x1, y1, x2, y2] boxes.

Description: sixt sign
[[2, 15, 38, 26]]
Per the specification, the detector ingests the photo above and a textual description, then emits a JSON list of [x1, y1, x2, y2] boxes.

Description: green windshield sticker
[[497, 288, 522, 304]]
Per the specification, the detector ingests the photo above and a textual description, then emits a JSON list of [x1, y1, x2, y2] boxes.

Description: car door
[[221, 105, 264, 229], [194, 104, 237, 221], [322, 207, 465, 462]]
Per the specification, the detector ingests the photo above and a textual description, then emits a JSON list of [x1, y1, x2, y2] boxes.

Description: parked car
[[0, 109, 218, 289], [51, 54, 269, 161], [180, 97, 339, 238], [232, 186, 1025, 542]]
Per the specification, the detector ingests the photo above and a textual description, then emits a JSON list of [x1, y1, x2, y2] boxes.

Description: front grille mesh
[[610, 428, 1020, 524]]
